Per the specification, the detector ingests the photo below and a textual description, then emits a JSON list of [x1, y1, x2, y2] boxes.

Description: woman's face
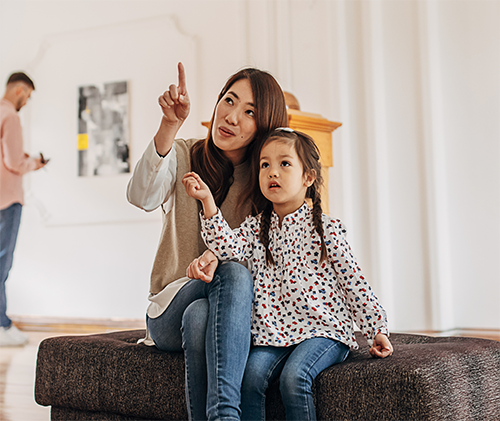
[[212, 78, 257, 165]]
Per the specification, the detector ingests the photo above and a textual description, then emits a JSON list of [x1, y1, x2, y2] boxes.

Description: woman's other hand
[[369, 333, 394, 358], [186, 250, 218, 283]]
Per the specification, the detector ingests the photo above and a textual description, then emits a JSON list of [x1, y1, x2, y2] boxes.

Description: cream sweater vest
[[150, 138, 251, 294]]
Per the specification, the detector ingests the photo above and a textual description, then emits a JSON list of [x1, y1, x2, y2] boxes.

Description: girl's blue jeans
[[147, 261, 254, 421], [0, 203, 23, 328], [241, 337, 350, 421]]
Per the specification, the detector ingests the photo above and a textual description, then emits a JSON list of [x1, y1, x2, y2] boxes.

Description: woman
[[127, 63, 287, 421]]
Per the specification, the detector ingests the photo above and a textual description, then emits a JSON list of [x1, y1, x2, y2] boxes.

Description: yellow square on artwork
[[78, 133, 88, 150]]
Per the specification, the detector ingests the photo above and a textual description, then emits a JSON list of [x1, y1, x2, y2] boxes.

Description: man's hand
[[34, 152, 49, 170]]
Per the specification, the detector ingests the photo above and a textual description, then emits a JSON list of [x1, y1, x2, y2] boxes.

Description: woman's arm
[[126, 140, 177, 211], [127, 63, 190, 211]]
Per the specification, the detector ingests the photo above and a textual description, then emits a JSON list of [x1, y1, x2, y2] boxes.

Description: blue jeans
[[148, 261, 254, 421], [241, 337, 350, 421], [0, 203, 23, 328]]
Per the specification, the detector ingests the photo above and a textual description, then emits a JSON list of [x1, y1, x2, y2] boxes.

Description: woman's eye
[[224, 97, 234, 105], [246, 109, 255, 117]]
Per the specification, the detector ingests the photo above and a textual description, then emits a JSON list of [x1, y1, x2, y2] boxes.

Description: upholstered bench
[[34, 329, 500, 420]]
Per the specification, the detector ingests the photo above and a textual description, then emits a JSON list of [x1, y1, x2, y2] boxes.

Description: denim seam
[[213, 273, 222, 418], [183, 354, 196, 421]]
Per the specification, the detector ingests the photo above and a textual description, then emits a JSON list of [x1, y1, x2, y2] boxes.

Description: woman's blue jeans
[[147, 261, 254, 421], [0, 203, 23, 328], [241, 337, 350, 421]]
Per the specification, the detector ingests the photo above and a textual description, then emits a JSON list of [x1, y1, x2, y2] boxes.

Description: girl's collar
[[271, 202, 310, 227]]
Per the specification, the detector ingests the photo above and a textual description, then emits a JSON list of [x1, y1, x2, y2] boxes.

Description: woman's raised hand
[[158, 62, 190, 126]]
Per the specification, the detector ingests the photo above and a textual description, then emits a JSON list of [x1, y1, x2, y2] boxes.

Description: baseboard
[[404, 328, 500, 341], [10, 314, 146, 334], [445, 328, 500, 341], [10, 315, 500, 341]]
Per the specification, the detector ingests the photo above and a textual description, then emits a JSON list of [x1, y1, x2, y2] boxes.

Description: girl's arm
[[326, 218, 390, 349], [199, 210, 257, 262], [183, 171, 257, 261]]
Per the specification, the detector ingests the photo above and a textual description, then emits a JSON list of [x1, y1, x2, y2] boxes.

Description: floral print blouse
[[200, 203, 388, 349]]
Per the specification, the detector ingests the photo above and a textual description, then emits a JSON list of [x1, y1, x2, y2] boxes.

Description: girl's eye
[[281, 161, 291, 167], [261, 162, 269, 169]]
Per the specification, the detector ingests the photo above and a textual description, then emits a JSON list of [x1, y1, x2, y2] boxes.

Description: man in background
[[0, 72, 47, 346]]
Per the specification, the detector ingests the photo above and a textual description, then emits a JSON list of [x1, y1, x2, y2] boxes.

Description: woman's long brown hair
[[190, 68, 288, 208]]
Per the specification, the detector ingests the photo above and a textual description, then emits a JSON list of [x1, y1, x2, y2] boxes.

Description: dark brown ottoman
[[35, 330, 500, 420]]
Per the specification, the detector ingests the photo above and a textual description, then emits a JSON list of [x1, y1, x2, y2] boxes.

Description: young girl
[[183, 128, 393, 421]]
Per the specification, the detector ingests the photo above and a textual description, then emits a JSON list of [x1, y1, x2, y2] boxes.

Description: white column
[[417, 0, 454, 331]]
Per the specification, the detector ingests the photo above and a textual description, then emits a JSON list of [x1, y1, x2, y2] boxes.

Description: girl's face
[[212, 78, 257, 165], [259, 139, 316, 221]]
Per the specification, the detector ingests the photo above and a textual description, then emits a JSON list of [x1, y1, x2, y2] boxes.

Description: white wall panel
[[435, 0, 500, 330], [1, 0, 498, 332]]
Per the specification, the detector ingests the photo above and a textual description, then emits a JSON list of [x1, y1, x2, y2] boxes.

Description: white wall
[[1, 0, 498, 332]]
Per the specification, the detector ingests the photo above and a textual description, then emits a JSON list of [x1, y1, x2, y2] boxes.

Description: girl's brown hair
[[257, 129, 327, 266], [190, 69, 288, 208]]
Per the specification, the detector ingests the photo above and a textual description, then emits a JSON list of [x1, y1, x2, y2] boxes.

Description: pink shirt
[[0, 98, 37, 210]]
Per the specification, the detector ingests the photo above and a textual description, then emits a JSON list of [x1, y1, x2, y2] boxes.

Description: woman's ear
[[303, 169, 317, 187]]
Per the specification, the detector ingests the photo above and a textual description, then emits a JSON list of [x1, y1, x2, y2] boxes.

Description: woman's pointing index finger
[[178, 62, 187, 93]]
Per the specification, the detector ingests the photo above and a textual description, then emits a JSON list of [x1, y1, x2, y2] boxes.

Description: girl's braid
[[310, 187, 327, 263], [259, 203, 275, 266]]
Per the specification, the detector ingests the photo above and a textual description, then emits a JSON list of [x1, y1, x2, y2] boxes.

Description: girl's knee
[[242, 368, 268, 397], [279, 366, 312, 399]]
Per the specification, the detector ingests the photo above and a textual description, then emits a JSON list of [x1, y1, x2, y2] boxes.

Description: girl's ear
[[303, 169, 316, 187]]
